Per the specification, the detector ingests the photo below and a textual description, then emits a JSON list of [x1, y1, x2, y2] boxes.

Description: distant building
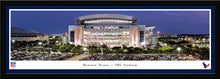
[[11, 27, 49, 42], [145, 34, 158, 48], [68, 14, 157, 47], [61, 32, 69, 45], [161, 34, 178, 38]]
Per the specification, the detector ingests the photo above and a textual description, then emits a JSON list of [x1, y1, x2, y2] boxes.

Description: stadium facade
[[68, 14, 157, 47]]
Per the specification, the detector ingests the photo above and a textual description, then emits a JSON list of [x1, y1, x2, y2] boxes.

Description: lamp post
[[38, 42, 42, 46], [143, 42, 146, 47], [157, 31, 160, 38], [83, 47, 87, 55], [156, 31, 160, 54], [144, 48, 148, 55], [100, 42, 103, 55], [38, 42, 43, 52], [12, 40, 15, 45], [12, 40, 15, 43], [177, 47, 181, 56], [157, 31, 160, 35], [83, 40, 88, 55], [56, 40, 58, 45]]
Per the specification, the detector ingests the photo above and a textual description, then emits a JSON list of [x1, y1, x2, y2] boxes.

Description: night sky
[[11, 11, 209, 34]]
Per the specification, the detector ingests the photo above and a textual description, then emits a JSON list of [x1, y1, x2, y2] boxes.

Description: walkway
[[64, 54, 89, 61]]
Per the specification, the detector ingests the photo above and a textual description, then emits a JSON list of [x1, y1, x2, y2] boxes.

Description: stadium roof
[[11, 27, 44, 37], [75, 14, 137, 25]]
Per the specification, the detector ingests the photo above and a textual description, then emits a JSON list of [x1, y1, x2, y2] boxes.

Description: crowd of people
[[80, 54, 204, 61], [11, 52, 76, 61]]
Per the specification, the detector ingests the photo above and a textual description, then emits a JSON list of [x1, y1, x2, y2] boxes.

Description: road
[[64, 54, 89, 61]]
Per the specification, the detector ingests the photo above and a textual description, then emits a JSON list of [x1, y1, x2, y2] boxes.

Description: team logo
[[11, 62, 16, 68], [202, 62, 210, 68]]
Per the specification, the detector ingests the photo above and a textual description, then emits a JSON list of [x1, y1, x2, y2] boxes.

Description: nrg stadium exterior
[[68, 14, 158, 48]]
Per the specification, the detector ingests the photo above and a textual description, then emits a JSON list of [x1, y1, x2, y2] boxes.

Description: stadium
[[11, 27, 49, 42], [68, 14, 158, 47]]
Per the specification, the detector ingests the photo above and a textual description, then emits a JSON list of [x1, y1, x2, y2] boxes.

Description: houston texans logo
[[202, 62, 210, 68]]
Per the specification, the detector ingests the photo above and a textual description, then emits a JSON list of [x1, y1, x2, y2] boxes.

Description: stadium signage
[[93, 25, 119, 29]]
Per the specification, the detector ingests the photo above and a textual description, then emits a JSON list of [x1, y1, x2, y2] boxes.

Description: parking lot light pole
[[101, 43, 103, 55], [177, 47, 181, 56], [83, 47, 87, 55], [38, 42, 43, 52]]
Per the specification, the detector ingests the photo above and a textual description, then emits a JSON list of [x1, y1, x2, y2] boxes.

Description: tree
[[133, 47, 142, 54], [161, 47, 172, 54], [153, 46, 158, 53], [102, 46, 111, 54], [187, 45, 192, 48], [88, 46, 96, 55], [52, 45, 59, 52], [113, 48, 123, 54], [143, 48, 150, 54], [122, 47, 128, 54], [177, 40, 189, 44], [59, 45, 66, 50], [21, 41, 27, 47], [11, 46, 14, 51], [167, 41, 176, 45], [72, 46, 82, 54], [112, 47, 121, 50], [42, 40, 48, 45], [122, 45, 128, 49], [182, 47, 192, 54], [15, 41, 22, 48], [101, 44, 108, 48], [198, 47, 209, 59], [127, 47, 134, 54], [44, 44, 49, 48], [27, 41, 34, 47], [111, 47, 122, 54], [96, 48, 101, 54], [65, 45, 72, 52]]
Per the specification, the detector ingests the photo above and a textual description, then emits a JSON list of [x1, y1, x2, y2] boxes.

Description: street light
[[141, 42, 146, 47], [56, 41, 59, 45], [157, 31, 160, 35], [157, 31, 160, 38], [144, 48, 148, 51], [12, 40, 15, 45], [83, 47, 88, 54], [38, 42, 42, 46], [100, 42, 103, 55], [177, 47, 181, 55], [12, 40, 15, 43], [192, 44, 196, 48], [83, 47, 87, 51], [38, 42, 43, 52], [157, 31, 160, 48]]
